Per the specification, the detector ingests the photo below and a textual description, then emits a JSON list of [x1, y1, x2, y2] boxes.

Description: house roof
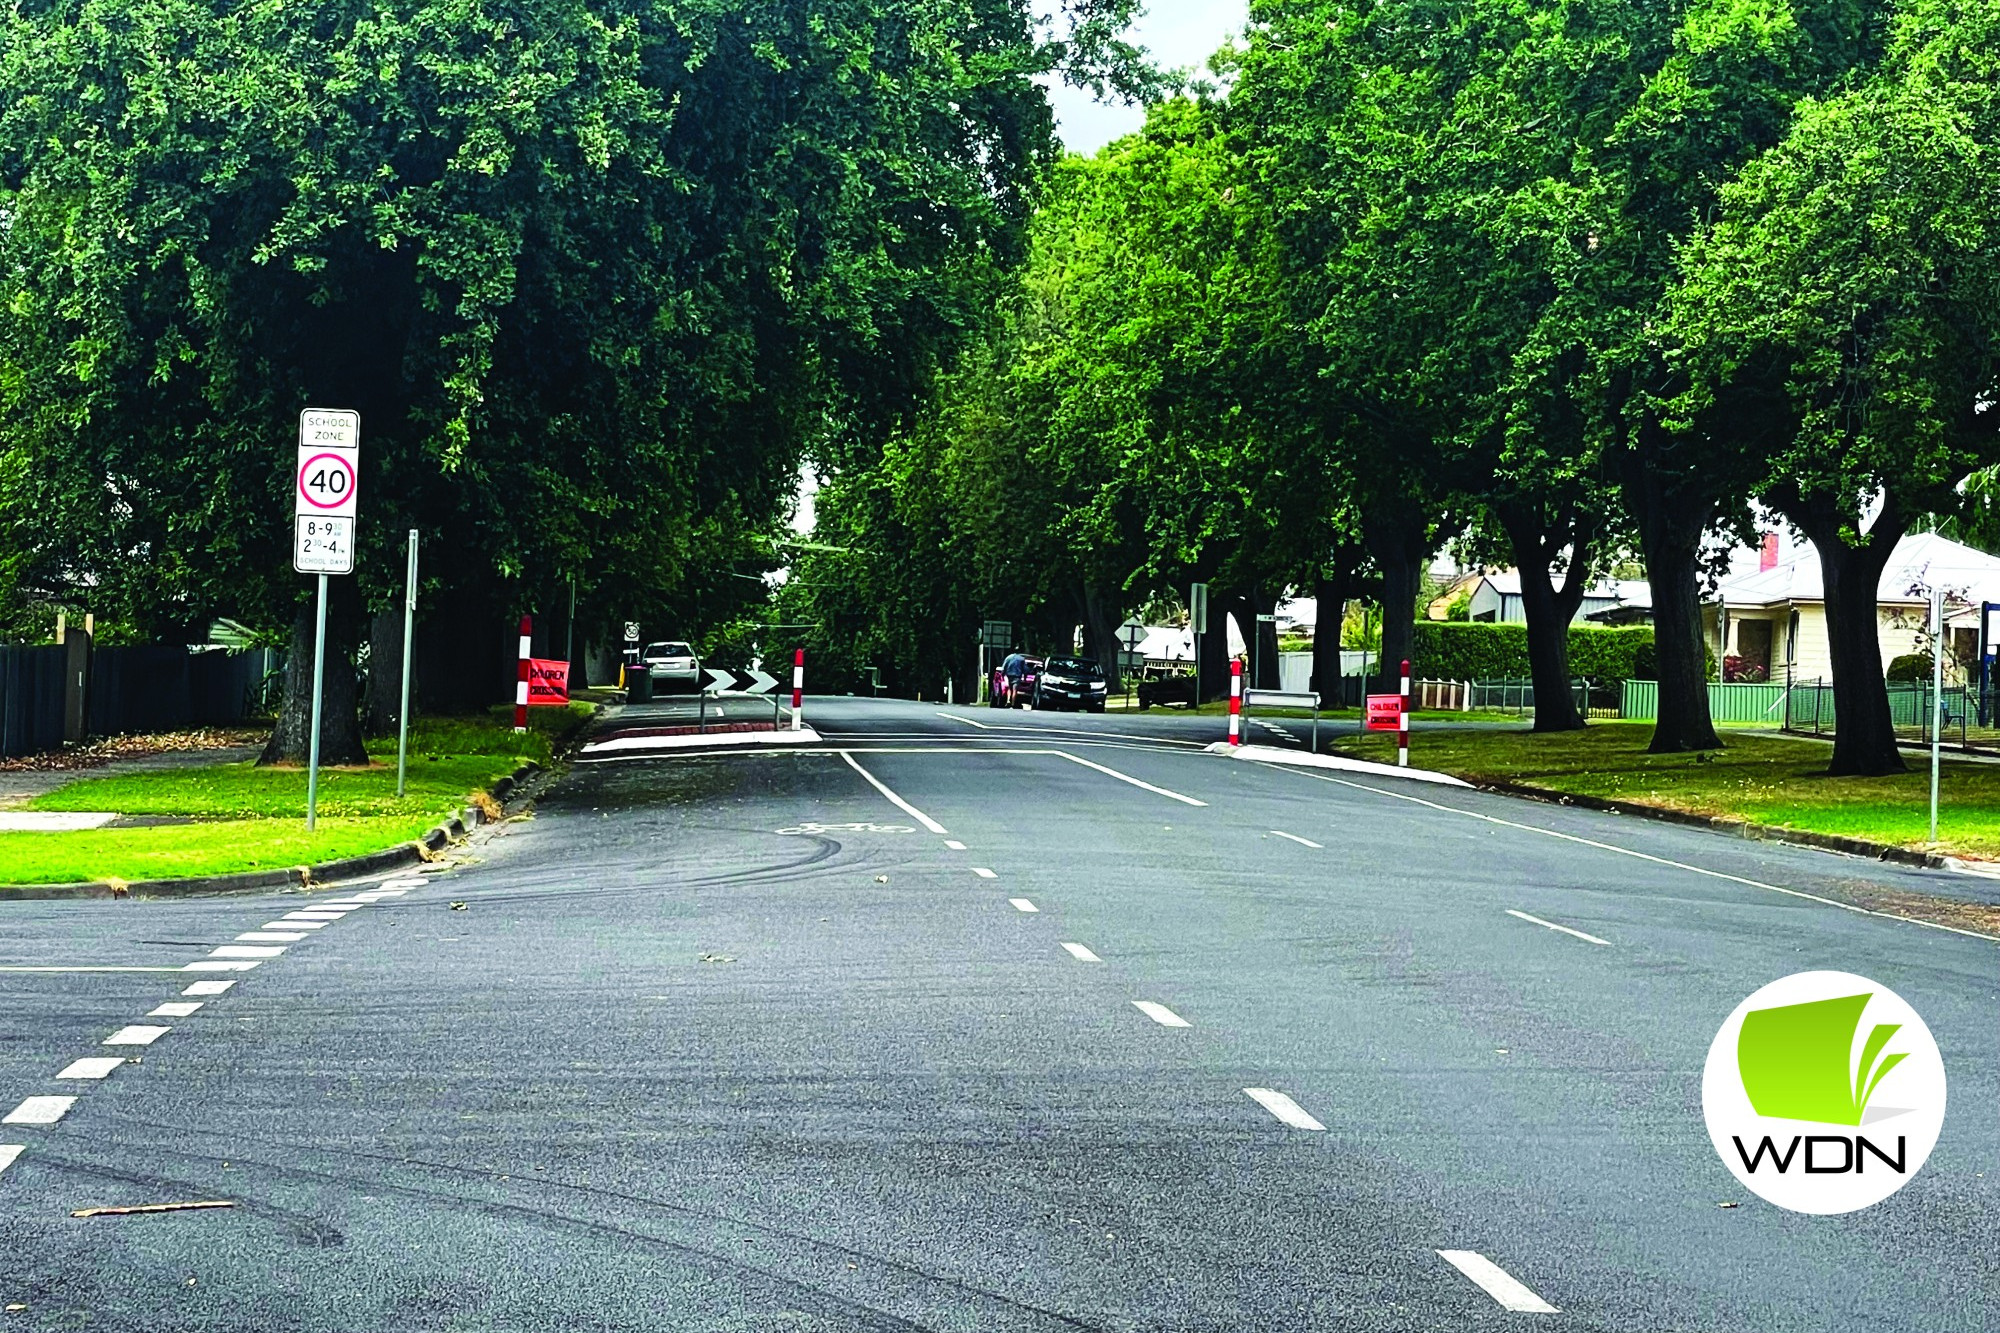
[[1717, 531, 2000, 611], [1475, 571, 1650, 603]]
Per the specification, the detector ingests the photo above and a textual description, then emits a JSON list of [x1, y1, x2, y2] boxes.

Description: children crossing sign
[[294, 409, 360, 574]]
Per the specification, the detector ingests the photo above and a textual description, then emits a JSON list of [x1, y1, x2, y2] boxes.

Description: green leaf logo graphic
[[1736, 993, 1906, 1126]]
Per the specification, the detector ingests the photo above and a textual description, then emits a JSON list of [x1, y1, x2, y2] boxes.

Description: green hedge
[[1411, 621, 1656, 685]]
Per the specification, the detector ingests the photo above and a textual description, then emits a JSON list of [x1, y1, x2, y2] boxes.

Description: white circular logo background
[[1702, 970, 1945, 1215]]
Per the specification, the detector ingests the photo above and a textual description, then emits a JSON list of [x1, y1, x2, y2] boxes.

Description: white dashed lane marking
[[1243, 1088, 1326, 1131], [3, 1097, 76, 1126], [944, 840, 967, 851], [103, 1025, 169, 1047], [1132, 1001, 1191, 1028], [182, 980, 236, 996], [1505, 909, 1611, 947], [1269, 830, 1323, 849], [236, 932, 305, 942], [183, 960, 260, 972], [1436, 1250, 1560, 1313], [149, 1002, 203, 1018], [1009, 899, 1039, 913], [210, 946, 284, 959], [265, 920, 326, 930], [972, 868, 998, 879], [0, 1145, 20, 1176], [1059, 942, 1102, 962], [56, 1058, 124, 1080]]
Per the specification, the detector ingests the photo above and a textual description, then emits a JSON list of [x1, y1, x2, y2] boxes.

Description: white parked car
[[642, 641, 700, 693]]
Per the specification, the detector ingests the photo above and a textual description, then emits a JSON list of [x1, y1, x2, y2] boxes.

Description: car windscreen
[[1043, 657, 1103, 677], [645, 643, 693, 657]]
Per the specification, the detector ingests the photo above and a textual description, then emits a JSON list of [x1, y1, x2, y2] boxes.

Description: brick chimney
[[1759, 532, 1780, 571]]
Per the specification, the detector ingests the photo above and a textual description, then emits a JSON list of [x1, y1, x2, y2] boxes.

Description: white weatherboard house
[[1463, 571, 1651, 626], [1704, 531, 2000, 682]]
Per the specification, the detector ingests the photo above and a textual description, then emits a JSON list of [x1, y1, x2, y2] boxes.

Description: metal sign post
[[293, 408, 360, 831], [1930, 587, 1944, 844], [1190, 583, 1208, 705], [1120, 619, 1145, 708], [395, 529, 418, 799]]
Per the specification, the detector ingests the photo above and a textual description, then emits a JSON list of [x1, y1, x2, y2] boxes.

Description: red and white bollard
[[1398, 657, 1411, 767], [1228, 658, 1243, 746], [514, 615, 532, 733], [791, 647, 805, 731]]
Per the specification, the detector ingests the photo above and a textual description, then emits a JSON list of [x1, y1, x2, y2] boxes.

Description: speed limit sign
[[294, 409, 359, 574]]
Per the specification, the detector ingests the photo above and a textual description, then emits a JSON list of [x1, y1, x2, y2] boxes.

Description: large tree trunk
[[1367, 522, 1425, 694], [1198, 587, 1232, 702], [1791, 503, 1907, 777], [1081, 584, 1125, 692], [1632, 485, 1721, 753], [1311, 566, 1350, 705], [259, 591, 370, 766], [1501, 505, 1594, 733], [362, 607, 407, 737]]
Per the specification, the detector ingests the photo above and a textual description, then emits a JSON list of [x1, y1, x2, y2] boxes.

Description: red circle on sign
[[297, 452, 356, 509]]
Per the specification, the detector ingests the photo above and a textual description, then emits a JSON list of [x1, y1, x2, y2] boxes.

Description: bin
[[627, 667, 654, 703]]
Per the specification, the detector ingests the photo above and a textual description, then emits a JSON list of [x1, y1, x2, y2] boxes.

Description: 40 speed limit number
[[294, 409, 359, 574]]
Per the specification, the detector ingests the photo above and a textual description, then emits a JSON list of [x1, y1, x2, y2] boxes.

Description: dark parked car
[[1136, 673, 1197, 710], [1033, 656, 1108, 712]]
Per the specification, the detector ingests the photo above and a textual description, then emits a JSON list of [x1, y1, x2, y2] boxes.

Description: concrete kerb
[[0, 761, 542, 901], [1207, 742, 1473, 788], [1471, 778, 1952, 870]]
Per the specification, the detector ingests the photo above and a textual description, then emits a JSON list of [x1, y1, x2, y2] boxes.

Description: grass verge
[[4, 704, 591, 885], [1336, 722, 2000, 858]]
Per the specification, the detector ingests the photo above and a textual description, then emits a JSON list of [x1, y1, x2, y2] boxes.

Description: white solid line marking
[[972, 867, 998, 879], [314, 901, 370, 909], [182, 960, 261, 972], [840, 752, 949, 834], [283, 912, 349, 921], [1269, 829, 1323, 848], [1132, 1001, 1191, 1028], [1436, 1250, 1560, 1313], [936, 711, 994, 729], [265, 920, 326, 930], [0, 966, 191, 973], [944, 840, 967, 850], [1059, 942, 1102, 962], [0, 1145, 20, 1175], [182, 980, 237, 995], [1243, 1087, 1326, 1130], [3, 1097, 76, 1125], [57, 1057, 125, 1080], [209, 946, 284, 959], [103, 1025, 170, 1046], [235, 932, 305, 942], [1053, 751, 1207, 806], [1277, 769, 2000, 944], [1506, 909, 1611, 946], [148, 1002, 203, 1018], [1010, 898, 1039, 913]]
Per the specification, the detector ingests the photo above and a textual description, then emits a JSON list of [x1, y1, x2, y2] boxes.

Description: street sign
[[1365, 694, 1403, 732], [527, 658, 571, 704], [624, 622, 641, 643], [1189, 583, 1208, 625], [294, 408, 360, 577], [1256, 613, 1276, 623], [704, 666, 779, 694], [981, 619, 1012, 650]]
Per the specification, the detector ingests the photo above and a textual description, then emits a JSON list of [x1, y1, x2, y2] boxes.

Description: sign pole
[[305, 573, 329, 832], [395, 530, 418, 799], [1930, 587, 1943, 844]]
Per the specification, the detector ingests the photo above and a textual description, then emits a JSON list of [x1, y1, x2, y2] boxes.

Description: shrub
[[1411, 621, 1657, 686], [1886, 652, 1932, 682]]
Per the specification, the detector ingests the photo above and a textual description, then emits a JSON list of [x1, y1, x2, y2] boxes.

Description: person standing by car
[[1000, 649, 1028, 707]]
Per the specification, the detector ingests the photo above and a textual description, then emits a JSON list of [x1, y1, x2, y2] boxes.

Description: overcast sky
[[1043, 0, 1250, 154]]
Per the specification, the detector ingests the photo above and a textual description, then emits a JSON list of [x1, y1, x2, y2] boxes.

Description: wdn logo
[[1703, 972, 1946, 1214]]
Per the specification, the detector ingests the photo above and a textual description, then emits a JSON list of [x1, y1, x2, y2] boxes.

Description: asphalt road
[[2, 695, 1994, 1331]]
